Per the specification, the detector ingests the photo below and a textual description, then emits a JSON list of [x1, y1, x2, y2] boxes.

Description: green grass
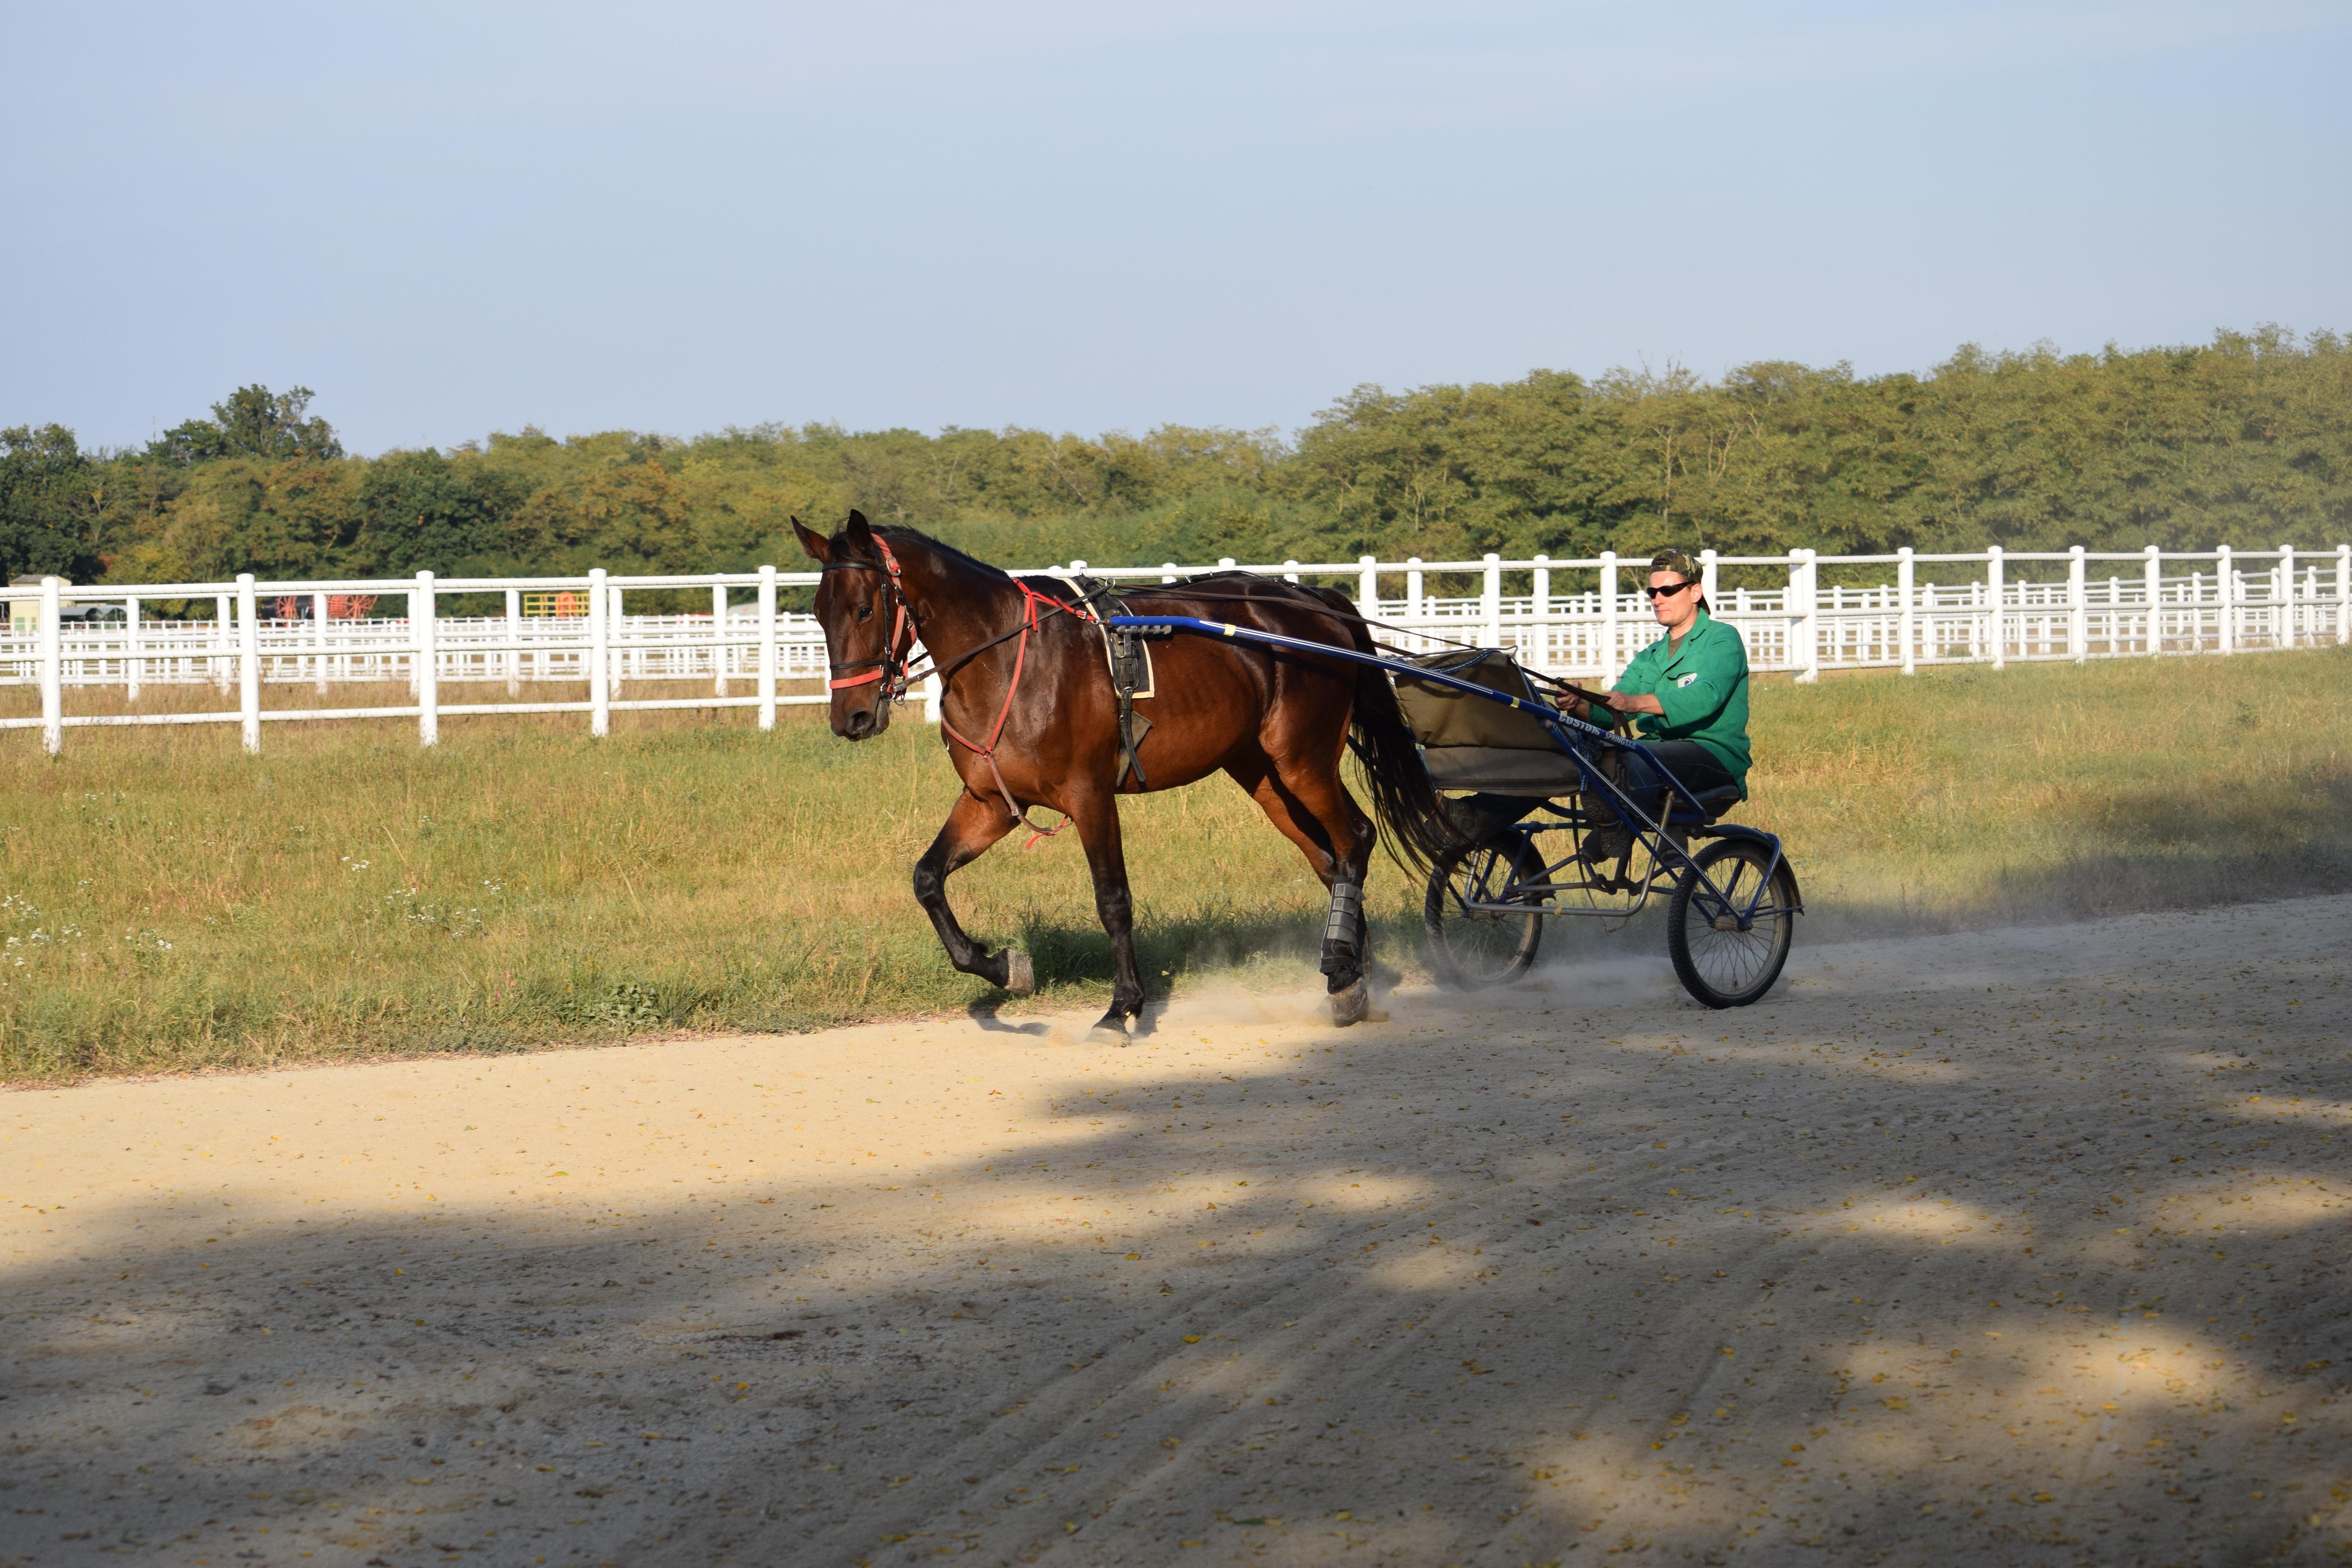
[[4, 647, 2348, 1079]]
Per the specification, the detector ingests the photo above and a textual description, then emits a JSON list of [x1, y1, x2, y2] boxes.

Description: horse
[[792, 511, 1452, 1041]]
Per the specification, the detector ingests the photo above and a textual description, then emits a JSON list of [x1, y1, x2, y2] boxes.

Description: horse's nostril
[[844, 709, 873, 736]]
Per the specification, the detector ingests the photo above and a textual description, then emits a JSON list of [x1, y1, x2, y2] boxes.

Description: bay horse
[[792, 512, 1451, 1040]]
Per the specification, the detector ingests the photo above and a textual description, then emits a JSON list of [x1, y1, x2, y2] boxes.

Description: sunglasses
[[1644, 579, 1701, 600]]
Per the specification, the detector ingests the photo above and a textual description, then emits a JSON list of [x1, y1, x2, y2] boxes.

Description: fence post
[[1405, 558, 1424, 650], [589, 568, 610, 737], [1779, 552, 1800, 679], [1530, 555, 1551, 666], [236, 573, 260, 753], [757, 564, 778, 730], [503, 588, 522, 695], [1357, 555, 1379, 619], [1985, 547, 2005, 670], [2067, 545, 2087, 662], [1796, 550, 1820, 683], [2216, 545, 2234, 655], [1897, 547, 1916, 674], [310, 590, 329, 693], [2277, 544, 2295, 648], [124, 596, 142, 704], [711, 581, 730, 695], [1282, 558, 1301, 585], [1482, 553, 1503, 648], [215, 592, 233, 692], [411, 572, 438, 745], [1600, 551, 1621, 681], [2144, 545, 2163, 655], [2338, 544, 2350, 646], [38, 576, 63, 755]]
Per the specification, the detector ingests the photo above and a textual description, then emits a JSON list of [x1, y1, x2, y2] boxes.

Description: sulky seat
[[1392, 648, 1587, 795], [1682, 783, 1745, 823]]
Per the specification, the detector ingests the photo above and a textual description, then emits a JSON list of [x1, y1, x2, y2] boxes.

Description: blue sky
[[4, 2, 2345, 454]]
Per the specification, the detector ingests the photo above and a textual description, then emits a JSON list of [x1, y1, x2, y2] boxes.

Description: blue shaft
[[1104, 614, 1599, 730], [1101, 612, 1710, 817]]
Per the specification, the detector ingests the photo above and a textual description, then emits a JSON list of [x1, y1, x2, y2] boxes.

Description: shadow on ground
[[4, 901, 2350, 1567]]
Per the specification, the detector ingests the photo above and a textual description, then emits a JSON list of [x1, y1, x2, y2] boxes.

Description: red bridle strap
[[823, 537, 915, 695]]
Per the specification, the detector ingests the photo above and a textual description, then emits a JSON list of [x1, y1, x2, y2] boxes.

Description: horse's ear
[[791, 517, 832, 564], [842, 509, 875, 555]]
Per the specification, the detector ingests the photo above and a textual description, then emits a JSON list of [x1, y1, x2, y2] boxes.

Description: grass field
[[4, 647, 2348, 1080]]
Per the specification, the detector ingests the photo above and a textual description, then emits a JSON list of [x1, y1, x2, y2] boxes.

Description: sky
[[4, 1, 2347, 456]]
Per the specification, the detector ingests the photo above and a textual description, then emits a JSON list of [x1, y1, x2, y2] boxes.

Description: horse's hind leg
[[913, 789, 1029, 993], [1228, 755, 1378, 1024]]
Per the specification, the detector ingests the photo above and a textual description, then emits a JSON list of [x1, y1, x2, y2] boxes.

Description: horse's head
[[794, 510, 911, 741]]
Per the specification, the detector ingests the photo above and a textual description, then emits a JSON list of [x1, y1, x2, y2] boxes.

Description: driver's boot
[[1578, 786, 1633, 868]]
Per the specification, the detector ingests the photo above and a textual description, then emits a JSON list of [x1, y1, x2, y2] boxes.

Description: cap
[[1649, 548, 1701, 581]]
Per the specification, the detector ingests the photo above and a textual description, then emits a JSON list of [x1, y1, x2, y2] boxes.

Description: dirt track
[[5, 898, 2350, 1567]]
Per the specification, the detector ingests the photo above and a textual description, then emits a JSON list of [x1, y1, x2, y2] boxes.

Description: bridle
[[820, 536, 917, 704], [815, 534, 1077, 835]]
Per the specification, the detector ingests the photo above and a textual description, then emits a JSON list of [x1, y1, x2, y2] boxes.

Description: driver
[[1559, 547, 1751, 855]]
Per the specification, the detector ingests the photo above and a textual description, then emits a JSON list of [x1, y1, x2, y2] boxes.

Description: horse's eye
[[855, 605, 873, 622]]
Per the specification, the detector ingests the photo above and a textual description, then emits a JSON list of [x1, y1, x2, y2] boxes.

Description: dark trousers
[[1586, 740, 1738, 842], [1620, 740, 1737, 802]]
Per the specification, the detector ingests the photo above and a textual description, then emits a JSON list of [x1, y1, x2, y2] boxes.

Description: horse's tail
[[1308, 586, 1457, 873]]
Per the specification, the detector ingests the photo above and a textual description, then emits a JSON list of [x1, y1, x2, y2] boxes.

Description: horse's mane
[[864, 526, 1348, 625], [867, 526, 1296, 599], [865, 524, 1013, 583]]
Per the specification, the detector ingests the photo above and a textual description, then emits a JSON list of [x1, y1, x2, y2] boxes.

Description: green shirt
[[1606, 610, 1752, 789]]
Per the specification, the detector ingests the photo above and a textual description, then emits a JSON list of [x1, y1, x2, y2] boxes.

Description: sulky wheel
[[1666, 838, 1797, 1008], [1423, 835, 1545, 990]]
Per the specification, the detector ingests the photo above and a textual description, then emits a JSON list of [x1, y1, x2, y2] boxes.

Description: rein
[[1103, 579, 1624, 720]]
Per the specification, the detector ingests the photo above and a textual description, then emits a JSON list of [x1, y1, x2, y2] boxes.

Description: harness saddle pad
[[1393, 647, 1585, 795], [1067, 576, 1163, 789]]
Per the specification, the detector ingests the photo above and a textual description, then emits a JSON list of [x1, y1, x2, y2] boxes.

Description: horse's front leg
[[912, 789, 1031, 993], [1067, 789, 1145, 1041]]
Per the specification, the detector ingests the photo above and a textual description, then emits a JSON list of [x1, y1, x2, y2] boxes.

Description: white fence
[[6, 544, 2348, 753]]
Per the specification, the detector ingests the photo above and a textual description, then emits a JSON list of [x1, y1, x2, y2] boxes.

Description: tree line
[[5, 327, 2348, 601]]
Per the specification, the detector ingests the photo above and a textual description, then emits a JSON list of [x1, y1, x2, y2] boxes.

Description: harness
[[1067, 575, 1169, 791], [820, 543, 1078, 833]]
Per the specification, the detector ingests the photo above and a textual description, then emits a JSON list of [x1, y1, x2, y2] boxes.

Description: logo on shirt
[[1676, 673, 1698, 688]]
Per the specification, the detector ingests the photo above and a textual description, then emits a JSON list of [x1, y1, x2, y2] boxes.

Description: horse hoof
[[1086, 1018, 1131, 1047], [1329, 976, 1370, 1027], [1002, 951, 1035, 995]]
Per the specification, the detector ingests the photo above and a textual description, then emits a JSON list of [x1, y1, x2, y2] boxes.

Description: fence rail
[[7, 544, 2348, 753]]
